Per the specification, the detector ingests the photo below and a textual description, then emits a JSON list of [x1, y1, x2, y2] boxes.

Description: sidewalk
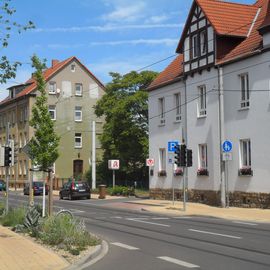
[[0, 225, 69, 270], [126, 199, 270, 223]]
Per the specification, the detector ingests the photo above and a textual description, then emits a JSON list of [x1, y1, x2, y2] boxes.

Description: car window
[[34, 182, 43, 187]]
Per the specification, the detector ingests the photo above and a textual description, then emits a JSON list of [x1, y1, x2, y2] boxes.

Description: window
[[19, 160, 22, 176], [71, 64, 76, 72], [200, 30, 207, 55], [24, 160, 28, 176], [75, 133, 82, 148], [199, 144, 208, 169], [192, 34, 199, 58], [159, 148, 166, 171], [158, 97, 165, 125], [174, 93, 181, 121], [240, 139, 251, 168], [75, 83, 83, 96], [49, 105, 56, 120], [20, 109, 24, 122], [49, 81, 57, 94], [24, 106, 28, 122], [74, 106, 82, 122], [240, 73, 249, 108], [198, 85, 207, 116], [24, 132, 27, 146], [19, 133, 22, 148]]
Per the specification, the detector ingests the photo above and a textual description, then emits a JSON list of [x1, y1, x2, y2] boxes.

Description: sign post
[[222, 140, 233, 208], [108, 160, 120, 188]]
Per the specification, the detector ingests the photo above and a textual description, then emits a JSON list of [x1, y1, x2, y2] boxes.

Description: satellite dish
[[56, 88, 61, 94]]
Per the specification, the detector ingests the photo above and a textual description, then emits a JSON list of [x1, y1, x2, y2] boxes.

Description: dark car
[[0, 180, 6, 191], [23, 181, 49, 196], [59, 181, 90, 200]]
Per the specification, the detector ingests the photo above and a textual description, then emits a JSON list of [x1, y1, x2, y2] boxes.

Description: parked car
[[23, 181, 49, 196], [59, 181, 90, 200], [0, 180, 6, 191]]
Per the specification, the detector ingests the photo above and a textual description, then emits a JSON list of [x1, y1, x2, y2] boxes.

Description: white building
[[148, 0, 270, 207]]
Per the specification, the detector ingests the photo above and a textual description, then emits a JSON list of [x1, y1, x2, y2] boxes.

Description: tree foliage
[[0, 0, 34, 83], [95, 70, 158, 187], [28, 55, 60, 171]]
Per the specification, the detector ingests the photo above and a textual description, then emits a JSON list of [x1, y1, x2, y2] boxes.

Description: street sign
[[108, 160, 120, 170], [168, 141, 179, 152], [222, 152, 233, 161], [168, 153, 174, 164], [146, 158, 155, 167], [222, 140, 232, 152]]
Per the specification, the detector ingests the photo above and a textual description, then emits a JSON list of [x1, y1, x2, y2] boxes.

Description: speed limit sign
[[146, 158, 155, 167]]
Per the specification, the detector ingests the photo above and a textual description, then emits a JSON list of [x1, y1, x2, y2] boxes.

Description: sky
[[0, 0, 255, 101]]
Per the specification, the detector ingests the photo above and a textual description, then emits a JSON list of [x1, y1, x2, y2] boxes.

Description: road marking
[[111, 242, 139, 250], [151, 217, 169, 220], [157, 256, 200, 268], [189, 229, 242, 239], [173, 216, 192, 219], [111, 216, 123, 219], [232, 221, 257, 226], [126, 218, 170, 227]]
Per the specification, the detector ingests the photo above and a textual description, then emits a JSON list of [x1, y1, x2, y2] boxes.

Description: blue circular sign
[[222, 141, 232, 152]]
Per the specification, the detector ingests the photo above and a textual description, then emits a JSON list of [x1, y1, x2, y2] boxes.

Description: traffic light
[[180, 144, 187, 167], [4, 146, 12, 167], [187, 149, 193, 167], [174, 144, 180, 166]]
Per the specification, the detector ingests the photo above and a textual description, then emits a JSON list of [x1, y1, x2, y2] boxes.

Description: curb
[[65, 240, 109, 270]]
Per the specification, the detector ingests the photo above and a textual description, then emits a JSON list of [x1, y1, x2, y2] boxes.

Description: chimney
[[52, 59, 59, 67]]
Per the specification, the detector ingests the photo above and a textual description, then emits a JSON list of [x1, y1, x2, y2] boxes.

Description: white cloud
[[34, 23, 181, 33], [89, 38, 179, 46], [145, 15, 169, 24], [102, 2, 146, 23]]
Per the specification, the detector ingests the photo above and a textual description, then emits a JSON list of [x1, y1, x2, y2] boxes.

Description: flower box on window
[[197, 168, 209, 176], [174, 168, 183, 176], [238, 167, 253, 176], [158, 170, 167, 177]]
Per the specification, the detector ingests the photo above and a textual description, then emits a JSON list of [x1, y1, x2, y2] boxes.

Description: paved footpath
[[0, 225, 69, 270]]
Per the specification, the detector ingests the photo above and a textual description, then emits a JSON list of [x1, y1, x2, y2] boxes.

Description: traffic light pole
[[5, 122, 10, 213]]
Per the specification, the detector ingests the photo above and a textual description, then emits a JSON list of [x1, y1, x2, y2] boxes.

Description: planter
[[174, 168, 183, 176], [158, 170, 167, 177], [197, 168, 209, 176], [238, 167, 253, 176]]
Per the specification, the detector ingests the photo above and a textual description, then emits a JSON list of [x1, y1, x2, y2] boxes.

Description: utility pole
[[5, 122, 10, 213], [183, 80, 188, 211], [92, 121, 96, 189], [48, 168, 53, 216]]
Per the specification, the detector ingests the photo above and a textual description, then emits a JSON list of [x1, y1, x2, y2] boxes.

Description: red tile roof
[[150, 0, 270, 90], [1, 56, 104, 105], [148, 55, 183, 90]]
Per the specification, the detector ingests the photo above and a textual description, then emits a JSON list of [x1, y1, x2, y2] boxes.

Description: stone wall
[[150, 189, 270, 209]]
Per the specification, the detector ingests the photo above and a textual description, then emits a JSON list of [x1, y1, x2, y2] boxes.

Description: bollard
[[98, 185, 106, 199]]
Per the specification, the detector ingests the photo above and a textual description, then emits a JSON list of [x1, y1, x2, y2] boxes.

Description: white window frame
[[158, 97, 165, 125], [239, 73, 249, 108], [75, 133, 82, 148], [200, 30, 207, 55], [159, 148, 166, 171], [192, 34, 199, 58], [174, 93, 181, 121], [198, 144, 208, 169], [49, 105, 56, 120], [198, 85, 207, 117], [75, 83, 83, 96], [74, 106, 82, 122], [49, 81, 57, 94], [240, 139, 251, 168]]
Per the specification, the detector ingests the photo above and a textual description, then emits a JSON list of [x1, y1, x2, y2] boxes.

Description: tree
[[0, 0, 34, 83], [28, 55, 60, 216], [95, 70, 158, 188]]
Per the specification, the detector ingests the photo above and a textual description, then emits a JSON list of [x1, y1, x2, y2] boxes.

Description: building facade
[[148, 0, 270, 207], [0, 57, 105, 187]]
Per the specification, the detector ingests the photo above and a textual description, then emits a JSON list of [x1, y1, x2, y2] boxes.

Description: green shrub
[[0, 202, 5, 216], [108, 185, 134, 196], [38, 214, 100, 254], [0, 207, 26, 227]]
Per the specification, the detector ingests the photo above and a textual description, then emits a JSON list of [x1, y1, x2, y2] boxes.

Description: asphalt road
[[2, 191, 270, 270]]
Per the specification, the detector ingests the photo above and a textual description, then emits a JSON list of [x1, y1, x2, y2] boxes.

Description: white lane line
[[111, 216, 123, 219], [126, 218, 170, 227], [232, 221, 258, 226], [189, 229, 242, 239], [111, 242, 139, 250], [173, 216, 192, 219], [151, 217, 169, 220], [158, 256, 200, 268]]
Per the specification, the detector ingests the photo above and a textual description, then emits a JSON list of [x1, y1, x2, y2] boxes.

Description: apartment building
[[148, 0, 270, 207], [0, 57, 105, 187]]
